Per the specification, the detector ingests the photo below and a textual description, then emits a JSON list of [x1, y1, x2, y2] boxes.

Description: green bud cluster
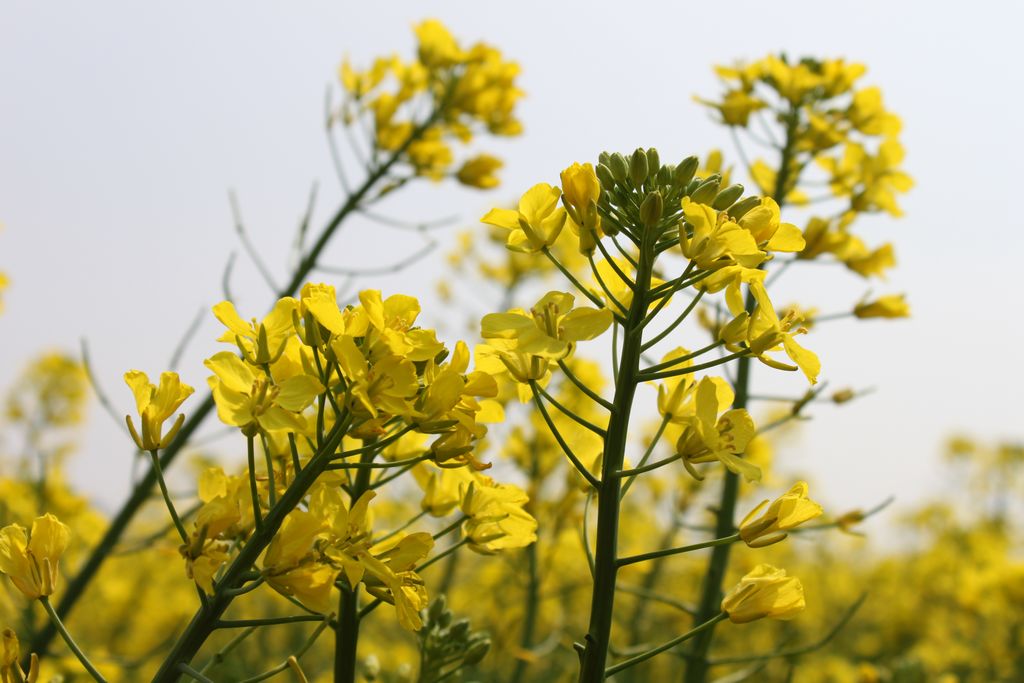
[[417, 596, 492, 679], [594, 148, 751, 246]]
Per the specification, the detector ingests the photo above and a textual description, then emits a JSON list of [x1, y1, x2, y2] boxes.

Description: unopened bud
[[464, 638, 491, 665], [645, 148, 661, 177], [674, 156, 699, 188], [712, 184, 745, 210], [690, 175, 721, 205], [832, 388, 856, 404], [657, 164, 673, 185], [609, 153, 629, 184], [596, 163, 616, 190], [629, 148, 649, 187], [640, 191, 664, 229], [728, 195, 761, 220]]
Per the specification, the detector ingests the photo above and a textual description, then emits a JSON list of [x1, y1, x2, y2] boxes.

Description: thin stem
[[216, 615, 325, 628], [588, 253, 629, 320], [638, 350, 748, 382], [619, 415, 670, 500], [246, 435, 263, 531], [198, 626, 257, 674], [541, 247, 606, 309], [149, 450, 188, 544], [641, 341, 724, 375], [558, 360, 615, 412], [616, 453, 683, 478], [39, 597, 108, 683], [594, 237, 636, 291], [535, 384, 607, 437], [641, 289, 705, 352], [616, 534, 739, 567], [636, 263, 695, 332], [529, 381, 601, 490], [606, 614, 728, 677]]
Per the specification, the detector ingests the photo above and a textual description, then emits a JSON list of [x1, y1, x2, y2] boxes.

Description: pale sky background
[[1, 1, 1022, 521]]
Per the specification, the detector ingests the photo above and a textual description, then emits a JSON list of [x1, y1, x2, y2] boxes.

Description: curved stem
[[607, 614, 727, 678], [39, 596, 108, 682], [149, 449, 188, 544]]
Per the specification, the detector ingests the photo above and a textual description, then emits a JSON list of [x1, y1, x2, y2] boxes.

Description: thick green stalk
[[26, 110, 440, 665], [577, 234, 653, 683], [683, 104, 800, 683], [335, 439, 377, 683]]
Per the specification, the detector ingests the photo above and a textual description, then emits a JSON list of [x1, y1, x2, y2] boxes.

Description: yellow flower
[[680, 198, 764, 270], [737, 197, 805, 253], [560, 162, 603, 253], [124, 370, 194, 451], [205, 352, 323, 434], [739, 482, 824, 547], [695, 89, 766, 126], [2, 628, 39, 683], [481, 183, 567, 253], [212, 298, 298, 366], [854, 294, 910, 319], [460, 480, 538, 553], [0, 514, 70, 599], [456, 154, 503, 189], [675, 377, 760, 483], [414, 19, 464, 69], [744, 282, 821, 384], [481, 291, 612, 361], [262, 510, 336, 614], [721, 564, 805, 623]]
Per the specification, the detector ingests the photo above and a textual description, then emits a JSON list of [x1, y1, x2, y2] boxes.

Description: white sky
[[1, 1, 1022, 519]]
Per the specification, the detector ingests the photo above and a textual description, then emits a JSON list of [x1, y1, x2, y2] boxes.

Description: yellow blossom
[[481, 183, 567, 253], [739, 482, 824, 547], [854, 294, 910, 319], [721, 564, 806, 623], [0, 514, 70, 599], [456, 154, 503, 189], [124, 370, 194, 451]]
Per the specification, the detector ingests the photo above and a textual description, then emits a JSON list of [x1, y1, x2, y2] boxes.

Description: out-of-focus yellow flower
[[262, 510, 337, 614], [0, 514, 70, 599], [854, 293, 910, 319], [2, 628, 39, 683], [739, 482, 823, 547], [695, 89, 766, 126], [124, 370, 194, 451], [481, 183, 567, 253], [721, 564, 805, 623], [460, 480, 537, 553], [456, 154, 503, 189], [414, 19, 465, 68], [675, 377, 760, 483]]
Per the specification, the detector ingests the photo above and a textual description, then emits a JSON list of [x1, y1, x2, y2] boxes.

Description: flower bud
[[674, 155, 699, 188], [690, 175, 721, 205], [629, 148, 649, 187], [464, 637, 491, 665], [712, 184, 745, 210], [609, 153, 629, 184], [645, 147, 661, 176], [596, 163, 616, 190], [640, 191, 664, 230], [727, 195, 762, 220]]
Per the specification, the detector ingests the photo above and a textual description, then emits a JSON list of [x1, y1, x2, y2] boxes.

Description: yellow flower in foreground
[[124, 370, 194, 451], [460, 480, 538, 553], [854, 294, 910, 319], [205, 352, 323, 434], [0, 514, 70, 599], [739, 482, 823, 547], [560, 162, 602, 253], [481, 183, 567, 253], [721, 564, 805, 624]]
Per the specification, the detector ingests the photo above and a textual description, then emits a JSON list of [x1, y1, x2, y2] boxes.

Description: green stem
[[558, 360, 615, 412], [641, 289, 705, 352], [607, 614, 727, 678], [542, 247, 606, 309], [246, 435, 264, 531], [149, 450, 188, 544], [577, 220, 654, 683], [616, 534, 739, 568], [39, 596, 108, 682], [529, 382, 601, 490], [336, 436, 377, 683], [619, 415, 670, 500], [535, 383, 607, 436]]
